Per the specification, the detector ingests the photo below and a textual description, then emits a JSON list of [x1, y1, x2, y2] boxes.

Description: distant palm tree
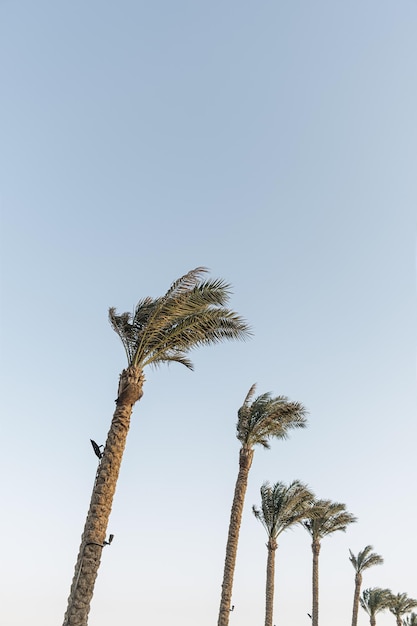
[[303, 499, 357, 626], [62, 267, 251, 626], [253, 480, 315, 626], [403, 612, 417, 626], [389, 593, 417, 626], [217, 385, 308, 626], [350, 545, 384, 626], [360, 587, 392, 626]]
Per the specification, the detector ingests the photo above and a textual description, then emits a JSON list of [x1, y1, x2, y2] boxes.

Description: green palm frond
[[253, 480, 315, 540], [403, 612, 417, 626], [303, 499, 357, 540], [389, 593, 417, 620], [349, 545, 383, 573], [360, 587, 392, 617], [237, 385, 307, 448], [109, 267, 251, 368]]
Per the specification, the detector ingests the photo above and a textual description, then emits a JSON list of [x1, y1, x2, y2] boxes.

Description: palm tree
[[303, 499, 357, 626], [62, 267, 251, 626], [350, 545, 384, 626], [389, 593, 417, 626], [217, 385, 308, 626], [253, 480, 315, 626], [403, 612, 417, 626], [360, 587, 392, 626]]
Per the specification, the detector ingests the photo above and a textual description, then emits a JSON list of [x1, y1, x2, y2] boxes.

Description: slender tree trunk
[[62, 366, 144, 626], [264, 538, 277, 626], [351, 572, 362, 626], [370, 615, 376, 626], [217, 446, 254, 626], [311, 539, 321, 626]]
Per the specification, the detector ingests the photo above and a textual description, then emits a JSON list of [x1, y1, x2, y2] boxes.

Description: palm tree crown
[[360, 587, 392, 624], [236, 383, 307, 449], [304, 499, 357, 540], [253, 480, 315, 540], [350, 545, 384, 574], [109, 266, 251, 369], [389, 593, 417, 626]]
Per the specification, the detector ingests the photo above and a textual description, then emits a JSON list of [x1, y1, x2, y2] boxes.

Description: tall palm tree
[[253, 480, 315, 626], [389, 593, 417, 626], [403, 612, 417, 626], [217, 385, 308, 626], [303, 499, 357, 626], [360, 587, 392, 626], [62, 267, 251, 626], [350, 545, 384, 626]]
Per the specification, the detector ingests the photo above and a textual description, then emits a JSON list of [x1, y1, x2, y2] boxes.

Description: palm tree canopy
[[360, 587, 392, 617], [403, 612, 417, 626], [236, 384, 307, 449], [389, 593, 417, 620], [349, 545, 384, 574], [109, 267, 251, 369], [253, 480, 315, 540], [303, 499, 357, 541]]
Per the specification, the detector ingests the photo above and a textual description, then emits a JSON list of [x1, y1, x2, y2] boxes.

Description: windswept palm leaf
[[109, 267, 251, 369], [403, 612, 417, 626], [237, 385, 307, 448], [360, 587, 392, 625], [389, 593, 417, 626]]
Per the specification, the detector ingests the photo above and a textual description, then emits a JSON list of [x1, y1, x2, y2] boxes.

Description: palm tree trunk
[[217, 446, 254, 626], [62, 366, 144, 626], [311, 540, 321, 626], [370, 615, 376, 626], [264, 539, 277, 626], [351, 572, 362, 626]]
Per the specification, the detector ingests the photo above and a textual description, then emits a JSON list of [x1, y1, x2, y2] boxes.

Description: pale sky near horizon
[[1, 2, 416, 626]]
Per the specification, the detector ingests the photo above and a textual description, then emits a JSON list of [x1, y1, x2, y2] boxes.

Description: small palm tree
[[350, 545, 384, 626], [253, 480, 315, 626], [217, 385, 308, 626], [62, 267, 251, 626], [360, 587, 392, 626], [389, 593, 417, 626], [303, 499, 357, 626], [403, 612, 417, 626]]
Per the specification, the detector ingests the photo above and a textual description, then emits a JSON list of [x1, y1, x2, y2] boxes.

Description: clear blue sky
[[1, 2, 416, 625]]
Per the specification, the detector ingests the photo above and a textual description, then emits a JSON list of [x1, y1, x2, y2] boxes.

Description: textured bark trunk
[[351, 572, 362, 626], [264, 539, 277, 626], [217, 447, 254, 626], [311, 540, 321, 626], [370, 615, 376, 626], [62, 366, 144, 626]]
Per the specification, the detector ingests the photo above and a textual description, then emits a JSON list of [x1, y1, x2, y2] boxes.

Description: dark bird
[[90, 439, 103, 460]]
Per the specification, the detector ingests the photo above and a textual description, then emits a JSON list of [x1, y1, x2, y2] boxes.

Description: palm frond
[[237, 387, 307, 448], [303, 499, 357, 540], [253, 480, 315, 540], [360, 587, 393, 617], [349, 545, 383, 573], [109, 268, 251, 368]]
